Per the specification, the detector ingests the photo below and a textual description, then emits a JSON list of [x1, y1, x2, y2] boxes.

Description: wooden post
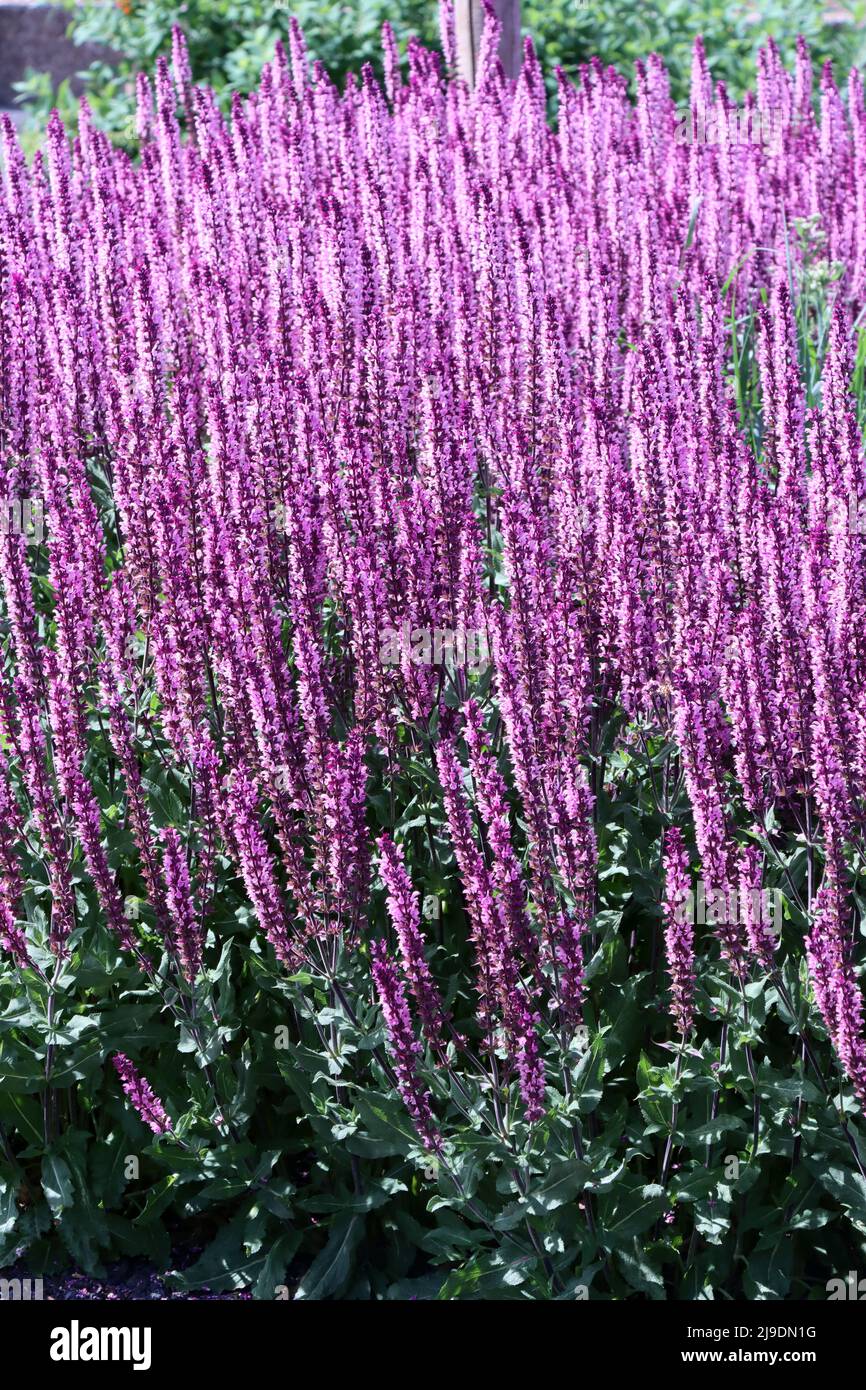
[[494, 0, 522, 80], [454, 0, 522, 87]]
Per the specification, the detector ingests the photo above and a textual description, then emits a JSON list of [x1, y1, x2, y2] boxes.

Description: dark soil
[[3, 1251, 253, 1301]]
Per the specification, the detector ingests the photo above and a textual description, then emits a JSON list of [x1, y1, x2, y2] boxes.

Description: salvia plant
[[2, 2, 866, 1302]]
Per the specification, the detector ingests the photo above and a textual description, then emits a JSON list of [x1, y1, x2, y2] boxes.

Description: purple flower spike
[[112, 1054, 172, 1135]]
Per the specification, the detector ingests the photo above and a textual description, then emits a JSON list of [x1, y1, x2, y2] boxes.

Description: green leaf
[[805, 1160, 866, 1227], [683, 1116, 747, 1147], [294, 1213, 363, 1301], [0, 1046, 46, 1092], [525, 1159, 591, 1215], [743, 1238, 793, 1299], [0, 1093, 43, 1148], [599, 1182, 667, 1244], [90, 1132, 132, 1208], [354, 1092, 417, 1156], [41, 1154, 74, 1218], [166, 1207, 266, 1294], [757, 1068, 821, 1105], [254, 1230, 302, 1300], [56, 1206, 109, 1274], [133, 1174, 178, 1226], [615, 1240, 667, 1298], [573, 1038, 605, 1114]]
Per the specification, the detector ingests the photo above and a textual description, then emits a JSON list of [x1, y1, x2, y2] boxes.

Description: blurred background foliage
[[11, 2, 866, 150]]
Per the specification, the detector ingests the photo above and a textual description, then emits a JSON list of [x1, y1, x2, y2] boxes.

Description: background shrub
[[14, 0, 866, 146]]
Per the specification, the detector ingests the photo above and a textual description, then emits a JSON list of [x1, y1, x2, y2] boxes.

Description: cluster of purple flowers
[[1, 9, 866, 1143], [112, 1054, 172, 1135]]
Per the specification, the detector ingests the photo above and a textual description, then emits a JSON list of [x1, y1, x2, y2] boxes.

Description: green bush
[[15, 1, 437, 147], [527, 0, 866, 102], [14, 1, 866, 148]]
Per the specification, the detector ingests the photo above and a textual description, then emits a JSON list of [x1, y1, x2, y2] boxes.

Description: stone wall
[[0, 2, 115, 107]]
